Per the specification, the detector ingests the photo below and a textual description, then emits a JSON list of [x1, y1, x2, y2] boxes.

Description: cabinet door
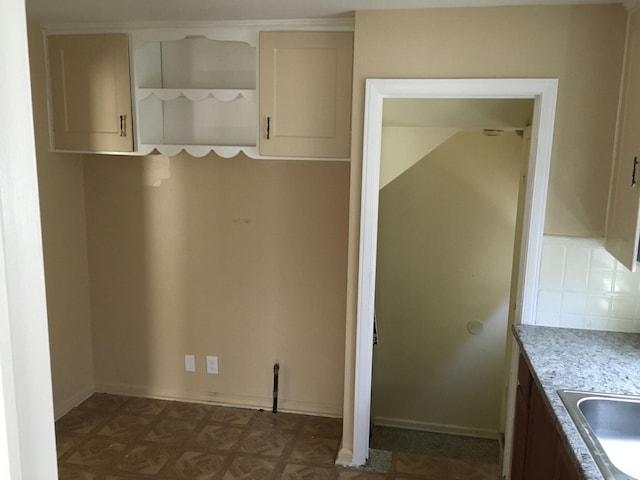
[[513, 356, 581, 480], [606, 12, 640, 271], [511, 356, 533, 480], [511, 385, 529, 480], [259, 31, 353, 158], [48, 34, 133, 152], [553, 437, 582, 480], [523, 381, 558, 480]]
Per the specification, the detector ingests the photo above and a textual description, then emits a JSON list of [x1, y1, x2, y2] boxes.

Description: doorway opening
[[373, 98, 532, 434], [352, 79, 558, 475]]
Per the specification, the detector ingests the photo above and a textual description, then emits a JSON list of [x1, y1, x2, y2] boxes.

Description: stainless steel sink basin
[[559, 390, 640, 480]]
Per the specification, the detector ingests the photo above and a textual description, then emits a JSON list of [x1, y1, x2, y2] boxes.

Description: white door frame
[[0, 0, 59, 477], [352, 78, 558, 467]]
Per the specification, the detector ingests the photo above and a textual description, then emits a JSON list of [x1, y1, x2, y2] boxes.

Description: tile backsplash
[[536, 235, 640, 332]]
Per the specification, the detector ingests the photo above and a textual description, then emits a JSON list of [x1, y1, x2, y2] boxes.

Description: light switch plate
[[206, 356, 219, 374], [185, 354, 196, 372]]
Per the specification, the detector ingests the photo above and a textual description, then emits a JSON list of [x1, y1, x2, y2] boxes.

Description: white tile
[[537, 291, 562, 314], [565, 246, 591, 272], [539, 243, 565, 290], [610, 296, 638, 320], [588, 270, 614, 293], [563, 268, 588, 291], [535, 312, 560, 327], [590, 247, 616, 270], [586, 316, 610, 331], [538, 270, 564, 291], [613, 268, 640, 294], [606, 317, 637, 333], [586, 295, 612, 317], [542, 240, 568, 261], [558, 313, 587, 329], [562, 292, 587, 315], [535, 237, 640, 333]]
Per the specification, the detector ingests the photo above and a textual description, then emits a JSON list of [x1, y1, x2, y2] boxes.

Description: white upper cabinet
[[259, 31, 353, 158], [131, 28, 259, 158], [45, 25, 354, 159], [606, 12, 640, 271], [48, 34, 133, 153]]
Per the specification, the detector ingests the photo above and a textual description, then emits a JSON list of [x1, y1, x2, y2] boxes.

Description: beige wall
[[84, 154, 349, 415], [380, 127, 459, 187], [28, 2, 629, 452], [373, 130, 522, 434], [343, 4, 627, 457], [28, 24, 95, 418], [30, 22, 350, 418]]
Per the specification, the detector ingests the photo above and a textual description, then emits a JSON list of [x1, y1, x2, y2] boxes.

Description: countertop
[[513, 324, 640, 480]]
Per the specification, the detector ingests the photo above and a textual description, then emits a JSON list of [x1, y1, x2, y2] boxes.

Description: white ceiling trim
[[42, 18, 355, 34]]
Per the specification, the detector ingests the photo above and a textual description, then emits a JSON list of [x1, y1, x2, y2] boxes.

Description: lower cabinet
[[554, 436, 582, 480], [512, 354, 581, 480], [511, 356, 531, 480]]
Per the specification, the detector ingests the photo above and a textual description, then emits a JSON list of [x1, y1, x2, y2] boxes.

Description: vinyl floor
[[55, 393, 501, 479]]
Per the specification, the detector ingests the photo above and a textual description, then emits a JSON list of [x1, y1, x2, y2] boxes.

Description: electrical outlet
[[206, 356, 219, 374], [185, 354, 196, 372]]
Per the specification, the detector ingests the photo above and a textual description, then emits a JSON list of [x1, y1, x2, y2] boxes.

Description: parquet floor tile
[[56, 393, 501, 479]]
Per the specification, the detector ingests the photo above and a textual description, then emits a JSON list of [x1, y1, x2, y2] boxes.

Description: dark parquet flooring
[[56, 393, 500, 479]]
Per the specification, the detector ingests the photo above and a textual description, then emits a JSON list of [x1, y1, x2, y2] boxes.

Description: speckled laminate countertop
[[513, 324, 640, 480]]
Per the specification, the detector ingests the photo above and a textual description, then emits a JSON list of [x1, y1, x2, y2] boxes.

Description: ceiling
[[26, 0, 625, 25]]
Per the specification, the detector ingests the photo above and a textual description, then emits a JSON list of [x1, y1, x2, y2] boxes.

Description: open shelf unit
[[131, 28, 259, 157]]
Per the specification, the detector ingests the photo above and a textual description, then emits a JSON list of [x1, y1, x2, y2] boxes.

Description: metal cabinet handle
[[266, 116, 271, 140], [632, 156, 638, 188], [120, 115, 127, 137]]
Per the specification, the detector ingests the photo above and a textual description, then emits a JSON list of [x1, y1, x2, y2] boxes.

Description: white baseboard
[[54, 385, 95, 420], [373, 416, 501, 440], [94, 382, 343, 418]]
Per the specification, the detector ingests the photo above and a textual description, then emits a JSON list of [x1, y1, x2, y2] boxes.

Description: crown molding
[[42, 17, 355, 34]]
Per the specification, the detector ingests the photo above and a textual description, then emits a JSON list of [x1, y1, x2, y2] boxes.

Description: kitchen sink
[[558, 390, 640, 480]]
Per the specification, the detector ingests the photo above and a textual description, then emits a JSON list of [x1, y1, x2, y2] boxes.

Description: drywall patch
[[143, 156, 171, 187]]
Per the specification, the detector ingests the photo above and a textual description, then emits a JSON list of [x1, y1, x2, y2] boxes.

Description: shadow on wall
[[84, 156, 158, 399], [372, 130, 523, 435]]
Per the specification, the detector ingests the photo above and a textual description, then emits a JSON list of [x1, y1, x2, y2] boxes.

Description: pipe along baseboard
[[273, 363, 279, 413]]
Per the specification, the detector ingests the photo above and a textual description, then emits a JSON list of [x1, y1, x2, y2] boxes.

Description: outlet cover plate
[[206, 356, 219, 374], [185, 354, 196, 372]]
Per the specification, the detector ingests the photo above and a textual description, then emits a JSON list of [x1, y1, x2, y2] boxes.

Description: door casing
[[351, 78, 559, 476]]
